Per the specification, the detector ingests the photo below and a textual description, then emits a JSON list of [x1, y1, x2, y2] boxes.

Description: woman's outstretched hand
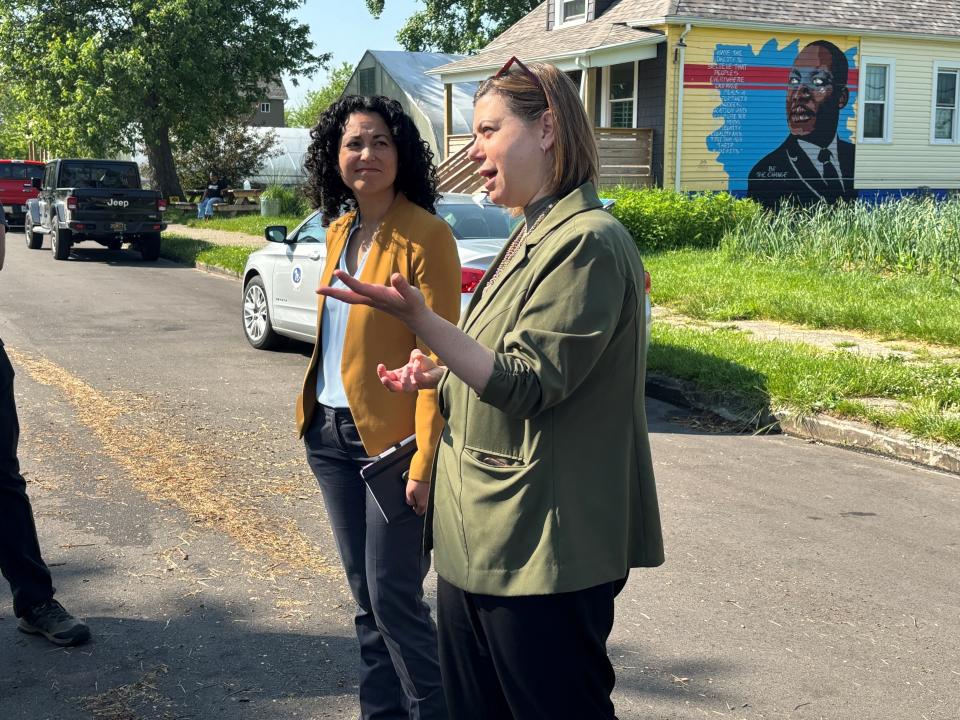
[[318, 270, 427, 325], [377, 349, 444, 393]]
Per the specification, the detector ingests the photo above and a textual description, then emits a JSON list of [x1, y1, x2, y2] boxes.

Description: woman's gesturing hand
[[377, 349, 444, 393], [318, 270, 427, 325]]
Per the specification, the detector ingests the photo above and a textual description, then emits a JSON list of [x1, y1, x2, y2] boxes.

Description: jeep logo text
[[106, 198, 130, 207]]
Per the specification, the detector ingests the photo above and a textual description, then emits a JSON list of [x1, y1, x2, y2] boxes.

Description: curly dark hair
[[304, 95, 440, 225]]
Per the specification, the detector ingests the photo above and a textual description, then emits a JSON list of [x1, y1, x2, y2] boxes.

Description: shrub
[[606, 186, 761, 252], [261, 184, 309, 216]]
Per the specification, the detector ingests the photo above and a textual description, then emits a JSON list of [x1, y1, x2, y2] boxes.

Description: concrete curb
[[775, 411, 960, 476], [645, 373, 780, 431], [645, 373, 960, 476], [194, 261, 241, 280]]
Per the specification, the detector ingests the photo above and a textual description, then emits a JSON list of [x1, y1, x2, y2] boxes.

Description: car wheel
[[25, 225, 43, 250], [52, 228, 72, 260], [139, 233, 161, 261], [242, 275, 282, 350]]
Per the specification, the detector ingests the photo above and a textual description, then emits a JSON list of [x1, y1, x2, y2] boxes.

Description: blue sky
[[285, 0, 420, 107]]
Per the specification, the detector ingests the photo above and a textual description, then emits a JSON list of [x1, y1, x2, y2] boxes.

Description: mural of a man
[[748, 40, 858, 206]]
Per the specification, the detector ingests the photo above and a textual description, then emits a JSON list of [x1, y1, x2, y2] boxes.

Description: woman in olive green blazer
[[320, 61, 664, 719]]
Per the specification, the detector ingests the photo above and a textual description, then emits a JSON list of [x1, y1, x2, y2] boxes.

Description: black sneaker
[[18, 599, 91, 646]]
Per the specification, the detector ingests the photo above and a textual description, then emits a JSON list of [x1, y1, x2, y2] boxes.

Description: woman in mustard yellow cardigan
[[298, 96, 459, 720]]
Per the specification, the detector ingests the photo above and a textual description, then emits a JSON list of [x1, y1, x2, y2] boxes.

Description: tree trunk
[[142, 124, 183, 199]]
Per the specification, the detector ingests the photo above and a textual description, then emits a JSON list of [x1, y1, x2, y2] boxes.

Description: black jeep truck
[[24, 158, 167, 261]]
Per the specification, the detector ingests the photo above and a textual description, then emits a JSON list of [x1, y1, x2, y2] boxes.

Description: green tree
[[0, 0, 328, 198], [0, 95, 30, 158], [366, 0, 539, 54], [286, 61, 355, 128], [174, 121, 281, 190]]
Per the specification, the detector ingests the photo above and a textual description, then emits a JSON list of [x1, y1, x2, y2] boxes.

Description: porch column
[[443, 82, 453, 161], [583, 67, 597, 127]]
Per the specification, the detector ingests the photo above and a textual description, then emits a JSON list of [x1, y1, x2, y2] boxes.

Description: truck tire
[[25, 225, 43, 250], [139, 233, 161, 261], [52, 228, 72, 260]]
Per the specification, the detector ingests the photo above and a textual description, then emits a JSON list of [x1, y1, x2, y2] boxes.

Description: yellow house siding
[[857, 38, 960, 189]]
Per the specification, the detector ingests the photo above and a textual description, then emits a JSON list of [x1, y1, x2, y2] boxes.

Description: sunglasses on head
[[492, 56, 543, 91]]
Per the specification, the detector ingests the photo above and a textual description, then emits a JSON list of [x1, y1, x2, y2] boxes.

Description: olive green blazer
[[427, 182, 665, 596]]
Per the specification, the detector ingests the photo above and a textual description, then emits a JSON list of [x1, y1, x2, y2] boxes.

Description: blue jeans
[[304, 405, 447, 720], [197, 197, 221, 218]]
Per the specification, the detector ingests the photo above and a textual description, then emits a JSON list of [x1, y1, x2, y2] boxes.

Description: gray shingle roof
[[434, 1, 668, 75], [673, 0, 960, 38], [436, 0, 960, 77], [262, 80, 289, 101]]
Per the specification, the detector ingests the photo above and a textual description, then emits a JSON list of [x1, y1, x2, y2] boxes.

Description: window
[[605, 62, 636, 129], [260, 102, 271, 114], [292, 213, 326, 244], [557, 0, 586, 25], [358, 67, 377, 96], [860, 58, 894, 143], [933, 65, 960, 143]]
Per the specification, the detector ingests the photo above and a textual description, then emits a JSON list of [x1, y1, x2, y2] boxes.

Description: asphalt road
[[1, 234, 958, 720]]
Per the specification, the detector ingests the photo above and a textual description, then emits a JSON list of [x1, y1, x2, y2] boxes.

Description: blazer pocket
[[463, 445, 526, 469]]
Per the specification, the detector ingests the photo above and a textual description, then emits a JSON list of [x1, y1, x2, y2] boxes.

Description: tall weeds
[[721, 197, 960, 276]]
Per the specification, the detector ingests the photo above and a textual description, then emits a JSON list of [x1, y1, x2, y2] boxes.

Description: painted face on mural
[[786, 44, 849, 145]]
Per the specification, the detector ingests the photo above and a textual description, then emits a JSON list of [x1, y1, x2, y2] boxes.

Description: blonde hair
[[475, 61, 598, 198]]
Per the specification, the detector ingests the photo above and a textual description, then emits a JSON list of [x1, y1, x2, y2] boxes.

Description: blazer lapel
[[462, 184, 603, 335], [314, 212, 355, 328]]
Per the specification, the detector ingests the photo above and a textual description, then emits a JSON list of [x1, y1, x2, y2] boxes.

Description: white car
[[241, 194, 651, 350], [241, 194, 512, 349]]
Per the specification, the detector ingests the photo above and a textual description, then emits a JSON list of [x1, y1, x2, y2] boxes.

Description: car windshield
[[0, 163, 43, 180], [440, 202, 515, 239], [60, 162, 139, 190]]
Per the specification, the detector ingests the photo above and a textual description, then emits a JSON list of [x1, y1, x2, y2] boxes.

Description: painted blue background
[[706, 39, 858, 192]]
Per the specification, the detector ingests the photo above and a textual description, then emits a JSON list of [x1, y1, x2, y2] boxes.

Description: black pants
[[437, 575, 626, 720], [0, 342, 55, 617], [304, 405, 446, 720]]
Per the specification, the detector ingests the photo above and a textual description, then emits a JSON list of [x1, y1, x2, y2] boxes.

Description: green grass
[[649, 324, 960, 444], [177, 214, 305, 236], [160, 235, 256, 275], [645, 248, 960, 346]]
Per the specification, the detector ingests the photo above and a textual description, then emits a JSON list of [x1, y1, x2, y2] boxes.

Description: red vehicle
[[0, 159, 44, 226]]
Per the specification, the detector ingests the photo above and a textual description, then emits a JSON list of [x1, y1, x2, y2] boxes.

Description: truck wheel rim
[[243, 284, 268, 341]]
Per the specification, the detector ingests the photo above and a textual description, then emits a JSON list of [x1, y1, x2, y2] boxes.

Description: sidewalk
[[164, 222, 266, 248], [648, 307, 960, 477]]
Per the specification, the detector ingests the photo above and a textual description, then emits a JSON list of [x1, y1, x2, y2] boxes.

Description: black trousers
[[0, 342, 55, 618], [304, 405, 446, 720], [437, 575, 626, 720]]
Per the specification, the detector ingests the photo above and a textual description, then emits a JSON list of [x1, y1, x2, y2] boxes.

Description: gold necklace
[[482, 204, 554, 296]]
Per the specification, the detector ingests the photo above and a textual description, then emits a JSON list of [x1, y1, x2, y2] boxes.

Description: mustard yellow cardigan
[[296, 193, 461, 482]]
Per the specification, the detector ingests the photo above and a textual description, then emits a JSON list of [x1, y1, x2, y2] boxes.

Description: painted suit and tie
[[748, 40, 858, 206]]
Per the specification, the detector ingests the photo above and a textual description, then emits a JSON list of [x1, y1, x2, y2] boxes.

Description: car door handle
[[309, 252, 322, 260]]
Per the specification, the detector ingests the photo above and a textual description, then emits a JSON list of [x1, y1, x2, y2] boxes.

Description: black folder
[[360, 435, 417, 523]]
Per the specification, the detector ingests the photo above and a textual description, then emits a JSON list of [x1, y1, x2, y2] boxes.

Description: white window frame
[[931, 60, 960, 145], [599, 61, 638, 129], [858, 56, 895, 144], [555, 0, 587, 28], [259, 102, 271, 114]]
